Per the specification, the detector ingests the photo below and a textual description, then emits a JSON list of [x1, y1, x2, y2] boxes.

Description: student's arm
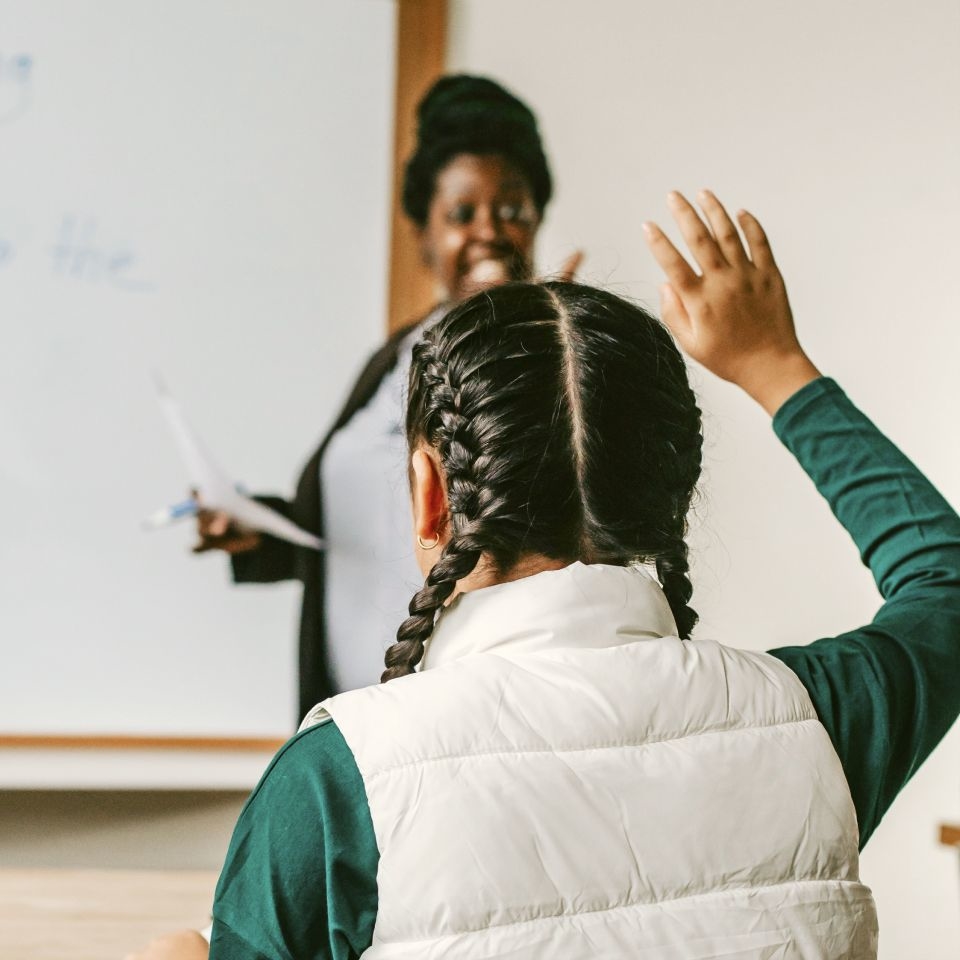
[[643, 190, 960, 848], [767, 379, 960, 846], [209, 722, 379, 960]]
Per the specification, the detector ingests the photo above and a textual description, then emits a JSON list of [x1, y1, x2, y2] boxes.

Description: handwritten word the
[[0, 214, 153, 291]]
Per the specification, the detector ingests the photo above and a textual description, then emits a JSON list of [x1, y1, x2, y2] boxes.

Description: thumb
[[659, 284, 693, 352], [208, 512, 231, 537], [555, 250, 584, 282]]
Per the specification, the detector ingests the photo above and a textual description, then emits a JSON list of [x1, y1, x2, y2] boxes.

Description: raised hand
[[643, 190, 820, 415]]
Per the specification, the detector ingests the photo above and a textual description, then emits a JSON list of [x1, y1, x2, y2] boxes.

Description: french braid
[[381, 333, 510, 681], [381, 537, 482, 682], [647, 372, 702, 641], [655, 537, 698, 640]]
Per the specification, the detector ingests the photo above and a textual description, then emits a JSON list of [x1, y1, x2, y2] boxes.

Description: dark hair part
[[401, 74, 553, 227], [382, 281, 703, 682]]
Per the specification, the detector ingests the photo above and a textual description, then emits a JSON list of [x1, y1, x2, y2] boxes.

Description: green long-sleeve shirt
[[210, 378, 960, 960]]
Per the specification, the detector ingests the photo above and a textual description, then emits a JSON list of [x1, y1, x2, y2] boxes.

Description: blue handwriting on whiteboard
[[0, 214, 154, 290], [49, 215, 153, 291], [0, 51, 33, 123]]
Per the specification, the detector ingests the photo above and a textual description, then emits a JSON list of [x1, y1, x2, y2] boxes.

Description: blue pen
[[142, 497, 199, 529], [142, 484, 249, 530]]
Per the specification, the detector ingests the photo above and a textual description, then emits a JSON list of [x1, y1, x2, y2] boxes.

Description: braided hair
[[402, 74, 553, 227], [382, 281, 703, 682]]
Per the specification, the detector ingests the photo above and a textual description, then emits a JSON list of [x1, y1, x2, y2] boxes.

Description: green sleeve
[[209, 721, 379, 960], [767, 378, 960, 848]]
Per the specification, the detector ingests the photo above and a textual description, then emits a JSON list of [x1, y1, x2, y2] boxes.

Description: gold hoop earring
[[417, 532, 440, 550]]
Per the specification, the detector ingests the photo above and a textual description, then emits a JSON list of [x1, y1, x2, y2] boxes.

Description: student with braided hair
[[378, 279, 705, 683], [145, 190, 960, 959]]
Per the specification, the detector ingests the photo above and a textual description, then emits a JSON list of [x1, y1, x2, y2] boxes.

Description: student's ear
[[410, 447, 448, 573]]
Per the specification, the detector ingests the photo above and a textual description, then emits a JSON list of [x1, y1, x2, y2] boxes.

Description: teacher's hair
[[382, 281, 703, 683], [402, 74, 553, 227]]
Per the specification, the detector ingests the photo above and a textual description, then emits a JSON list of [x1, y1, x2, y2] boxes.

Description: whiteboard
[[0, 0, 397, 737]]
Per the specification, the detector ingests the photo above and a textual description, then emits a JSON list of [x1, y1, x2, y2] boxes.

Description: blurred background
[[1, 1, 958, 957]]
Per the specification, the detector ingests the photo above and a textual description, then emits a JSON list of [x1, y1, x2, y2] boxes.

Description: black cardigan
[[231, 320, 420, 725]]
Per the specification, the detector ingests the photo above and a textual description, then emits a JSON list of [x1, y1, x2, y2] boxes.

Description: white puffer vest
[[308, 562, 878, 959]]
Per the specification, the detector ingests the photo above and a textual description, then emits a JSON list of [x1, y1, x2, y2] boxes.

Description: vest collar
[[421, 562, 678, 670]]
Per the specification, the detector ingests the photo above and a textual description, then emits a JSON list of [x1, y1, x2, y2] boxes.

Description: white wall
[[449, 1, 960, 956]]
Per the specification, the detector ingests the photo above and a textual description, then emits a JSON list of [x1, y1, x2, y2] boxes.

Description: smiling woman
[[402, 74, 553, 301], [193, 74, 572, 722]]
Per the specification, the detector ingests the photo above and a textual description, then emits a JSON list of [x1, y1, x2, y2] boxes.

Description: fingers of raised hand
[[698, 190, 749, 266], [737, 209, 777, 271], [642, 221, 699, 291], [667, 191, 727, 272], [658, 283, 694, 350]]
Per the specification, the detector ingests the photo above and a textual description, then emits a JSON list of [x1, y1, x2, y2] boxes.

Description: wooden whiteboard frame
[[388, 0, 449, 332]]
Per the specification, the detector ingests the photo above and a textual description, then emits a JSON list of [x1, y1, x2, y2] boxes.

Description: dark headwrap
[[402, 74, 553, 227]]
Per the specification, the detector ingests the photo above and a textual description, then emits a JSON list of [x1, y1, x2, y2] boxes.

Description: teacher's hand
[[643, 190, 820, 415], [554, 249, 585, 282], [191, 491, 261, 555]]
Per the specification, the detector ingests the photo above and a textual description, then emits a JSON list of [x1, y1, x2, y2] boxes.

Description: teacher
[[195, 74, 571, 722]]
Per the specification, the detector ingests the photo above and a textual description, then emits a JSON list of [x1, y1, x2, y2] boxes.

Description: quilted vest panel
[[320, 628, 878, 958]]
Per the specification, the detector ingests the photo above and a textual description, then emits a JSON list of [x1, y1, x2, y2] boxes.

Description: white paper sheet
[[154, 375, 323, 550]]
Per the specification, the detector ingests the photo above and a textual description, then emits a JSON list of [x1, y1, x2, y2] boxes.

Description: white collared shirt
[[320, 326, 426, 692]]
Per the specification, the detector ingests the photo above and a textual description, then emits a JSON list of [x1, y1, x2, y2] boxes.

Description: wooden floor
[[0, 869, 217, 959]]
